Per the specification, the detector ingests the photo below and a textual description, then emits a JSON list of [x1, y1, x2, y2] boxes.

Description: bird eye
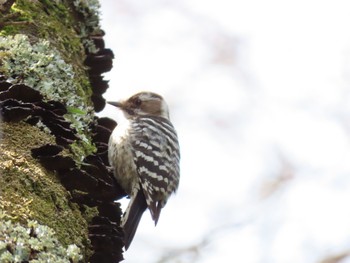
[[134, 98, 142, 106]]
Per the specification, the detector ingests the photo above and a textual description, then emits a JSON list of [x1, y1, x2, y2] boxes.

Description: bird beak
[[107, 101, 123, 108], [108, 100, 134, 116]]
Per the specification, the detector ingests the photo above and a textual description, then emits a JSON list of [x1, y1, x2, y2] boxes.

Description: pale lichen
[[0, 34, 96, 160], [73, 0, 101, 31], [73, 0, 102, 54], [0, 0, 106, 161], [0, 35, 87, 104], [0, 219, 83, 263]]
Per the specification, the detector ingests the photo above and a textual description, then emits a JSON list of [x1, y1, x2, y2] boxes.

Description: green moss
[[4, 0, 101, 58], [0, 122, 97, 260], [80, 205, 99, 224], [0, 25, 19, 35], [70, 140, 97, 164]]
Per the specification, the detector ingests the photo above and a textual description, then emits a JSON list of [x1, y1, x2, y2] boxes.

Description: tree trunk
[[0, 1, 124, 262]]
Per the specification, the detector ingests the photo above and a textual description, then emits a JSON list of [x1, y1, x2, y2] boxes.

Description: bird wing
[[131, 116, 180, 224]]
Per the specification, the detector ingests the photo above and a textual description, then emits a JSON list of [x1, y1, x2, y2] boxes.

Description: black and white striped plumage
[[108, 92, 180, 250]]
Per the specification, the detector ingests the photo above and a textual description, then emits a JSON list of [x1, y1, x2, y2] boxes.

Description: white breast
[[108, 118, 138, 194]]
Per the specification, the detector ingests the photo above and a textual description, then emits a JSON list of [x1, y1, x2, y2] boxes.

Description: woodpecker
[[108, 92, 180, 250]]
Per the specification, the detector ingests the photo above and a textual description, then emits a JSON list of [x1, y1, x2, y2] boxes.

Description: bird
[[108, 91, 180, 250]]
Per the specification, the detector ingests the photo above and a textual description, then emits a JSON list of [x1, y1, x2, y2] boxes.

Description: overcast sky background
[[99, 1, 350, 262]]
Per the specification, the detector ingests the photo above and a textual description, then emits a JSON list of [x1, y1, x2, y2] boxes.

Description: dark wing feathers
[[131, 116, 180, 220]]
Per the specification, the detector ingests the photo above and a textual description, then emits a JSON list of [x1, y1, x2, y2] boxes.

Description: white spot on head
[[159, 99, 170, 119]]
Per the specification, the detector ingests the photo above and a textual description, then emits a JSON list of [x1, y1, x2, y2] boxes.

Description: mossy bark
[[0, 122, 95, 260], [0, 0, 106, 261]]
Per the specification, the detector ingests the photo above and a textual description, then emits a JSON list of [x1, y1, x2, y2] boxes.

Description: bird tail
[[122, 190, 148, 250]]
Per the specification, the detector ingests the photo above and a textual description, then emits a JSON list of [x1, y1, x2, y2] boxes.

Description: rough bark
[[0, 1, 124, 262]]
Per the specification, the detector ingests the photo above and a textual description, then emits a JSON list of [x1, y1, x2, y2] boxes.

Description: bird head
[[108, 92, 170, 119]]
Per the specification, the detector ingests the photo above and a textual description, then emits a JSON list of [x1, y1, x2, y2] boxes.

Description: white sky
[[99, 1, 350, 262]]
